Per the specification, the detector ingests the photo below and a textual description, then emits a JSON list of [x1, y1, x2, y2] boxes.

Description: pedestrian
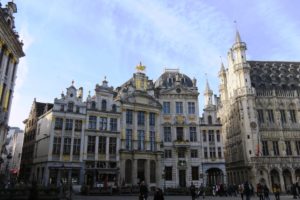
[[190, 182, 196, 200], [263, 184, 269, 200], [256, 183, 263, 200], [198, 183, 205, 199], [212, 185, 216, 196], [291, 183, 297, 199], [153, 187, 164, 200], [273, 184, 280, 200], [139, 181, 148, 200], [238, 184, 244, 200], [243, 181, 251, 200]]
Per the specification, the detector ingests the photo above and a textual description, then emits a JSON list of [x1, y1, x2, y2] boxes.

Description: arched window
[[125, 160, 132, 184], [67, 102, 74, 112], [101, 100, 107, 111], [208, 115, 212, 125], [150, 160, 156, 183], [112, 104, 117, 112], [91, 101, 96, 110]]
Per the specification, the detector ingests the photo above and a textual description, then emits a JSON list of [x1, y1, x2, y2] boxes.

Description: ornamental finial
[[136, 61, 146, 72]]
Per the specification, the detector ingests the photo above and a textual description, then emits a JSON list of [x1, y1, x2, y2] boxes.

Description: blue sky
[[7, 0, 300, 129]]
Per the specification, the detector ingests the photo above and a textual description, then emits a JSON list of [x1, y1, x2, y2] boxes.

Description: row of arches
[[125, 159, 156, 184]]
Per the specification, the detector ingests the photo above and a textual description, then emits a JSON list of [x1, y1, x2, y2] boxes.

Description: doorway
[[179, 170, 186, 187]]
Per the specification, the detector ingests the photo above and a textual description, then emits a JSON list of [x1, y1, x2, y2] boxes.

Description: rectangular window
[[98, 136, 106, 154], [178, 149, 185, 158], [99, 117, 107, 130], [63, 138, 71, 155], [163, 102, 170, 114], [267, 110, 274, 123], [192, 167, 199, 180], [138, 130, 145, 150], [176, 102, 183, 114], [164, 150, 172, 158], [257, 109, 264, 124], [209, 147, 216, 158], [273, 141, 279, 156], [137, 111, 145, 126], [75, 120, 82, 131], [149, 112, 155, 126], [208, 130, 214, 142], [280, 110, 286, 124], [88, 116, 97, 129], [126, 109, 133, 124], [176, 127, 184, 141], [110, 118, 117, 131], [204, 147, 208, 158], [73, 138, 81, 155], [262, 141, 269, 156], [290, 110, 297, 123], [55, 118, 63, 130], [126, 129, 132, 150], [164, 127, 171, 142], [65, 119, 73, 130], [188, 102, 195, 114], [216, 130, 220, 142], [191, 150, 198, 158], [218, 147, 222, 158], [165, 167, 172, 180], [87, 136, 96, 153], [109, 138, 117, 154], [285, 141, 292, 155], [53, 137, 61, 154], [150, 131, 156, 151], [203, 130, 207, 142], [189, 127, 197, 142], [296, 141, 300, 155]]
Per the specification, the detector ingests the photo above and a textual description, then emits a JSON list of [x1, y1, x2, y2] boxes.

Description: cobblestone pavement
[[72, 194, 295, 200]]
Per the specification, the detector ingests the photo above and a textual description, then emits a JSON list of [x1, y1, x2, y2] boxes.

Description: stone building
[[218, 31, 300, 192], [116, 64, 163, 188], [0, 1, 25, 158], [20, 100, 53, 181], [84, 78, 121, 187], [31, 83, 86, 185], [154, 69, 201, 188], [200, 81, 226, 186]]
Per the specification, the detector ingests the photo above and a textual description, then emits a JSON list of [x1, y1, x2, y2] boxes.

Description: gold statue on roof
[[136, 61, 146, 72]]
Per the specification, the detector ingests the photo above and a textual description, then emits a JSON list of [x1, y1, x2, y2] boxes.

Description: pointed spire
[[235, 30, 242, 43], [220, 62, 225, 72], [204, 74, 213, 95], [102, 76, 108, 87]]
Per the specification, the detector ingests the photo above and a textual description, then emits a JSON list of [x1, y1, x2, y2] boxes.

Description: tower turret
[[204, 80, 213, 107]]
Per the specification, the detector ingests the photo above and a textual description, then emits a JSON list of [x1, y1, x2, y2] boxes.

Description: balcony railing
[[251, 156, 300, 164], [173, 140, 190, 148]]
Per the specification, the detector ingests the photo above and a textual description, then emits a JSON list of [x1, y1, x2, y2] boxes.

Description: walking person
[[238, 184, 244, 200], [198, 183, 205, 199], [243, 181, 251, 200], [190, 182, 196, 200], [153, 187, 164, 200], [139, 181, 148, 200], [273, 184, 280, 200], [263, 184, 269, 200], [256, 183, 264, 200]]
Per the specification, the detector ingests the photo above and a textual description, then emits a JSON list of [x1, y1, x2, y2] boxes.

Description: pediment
[[160, 86, 197, 95], [124, 93, 161, 108]]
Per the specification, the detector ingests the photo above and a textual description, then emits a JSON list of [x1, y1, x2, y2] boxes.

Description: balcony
[[177, 160, 187, 169], [173, 140, 190, 148], [251, 156, 300, 165]]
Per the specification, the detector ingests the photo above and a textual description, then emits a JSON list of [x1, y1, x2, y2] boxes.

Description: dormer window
[[67, 102, 74, 112], [91, 101, 96, 110], [101, 100, 107, 111], [60, 105, 64, 111], [208, 115, 212, 125], [112, 104, 117, 112]]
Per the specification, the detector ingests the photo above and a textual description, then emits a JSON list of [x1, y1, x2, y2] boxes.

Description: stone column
[[95, 136, 99, 160], [145, 159, 150, 184], [132, 159, 138, 185], [279, 169, 285, 193]]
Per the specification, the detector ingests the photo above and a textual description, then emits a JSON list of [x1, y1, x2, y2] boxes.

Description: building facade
[[200, 81, 226, 186], [117, 65, 163, 188], [0, 1, 25, 159], [154, 69, 202, 188], [218, 31, 300, 192]]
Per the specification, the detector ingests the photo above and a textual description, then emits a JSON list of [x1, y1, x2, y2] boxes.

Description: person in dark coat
[[139, 181, 148, 200], [153, 187, 164, 200], [243, 181, 251, 200], [190, 182, 196, 200], [263, 184, 270, 200]]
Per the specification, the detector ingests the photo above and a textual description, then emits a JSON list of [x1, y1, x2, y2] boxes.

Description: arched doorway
[[295, 169, 300, 182], [283, 169, 292, 192], [206, 168, 224, 186], [270, 169, 280, 187]]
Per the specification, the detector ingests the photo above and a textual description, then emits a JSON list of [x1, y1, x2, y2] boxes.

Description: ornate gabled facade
[[218, 31, 300, 192], [20, 99, 53, 181], [154, 69, 201, 188], [116, 64, 163, 188], [31, 83, 86, 186], [84, 78, 121, 187], [200, 81, 226, 186], [0, 1, 25, 160]]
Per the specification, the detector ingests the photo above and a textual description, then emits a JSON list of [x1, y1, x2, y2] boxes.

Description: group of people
[[139, 181, 164, 200]]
